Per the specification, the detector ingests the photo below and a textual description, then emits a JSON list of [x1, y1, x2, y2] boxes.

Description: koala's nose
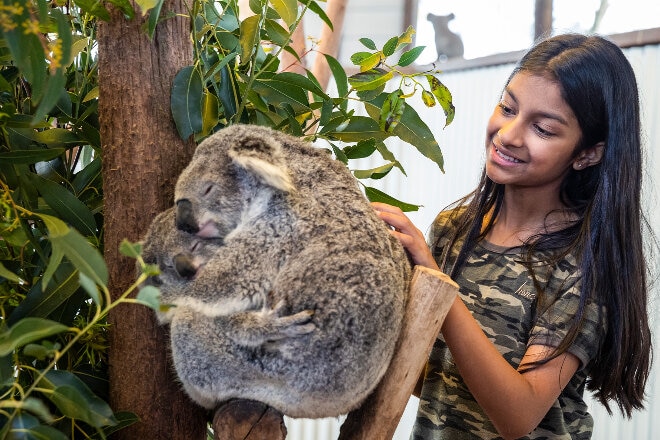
[[175, 199, 199, 234], [173, 253, 197, 279]]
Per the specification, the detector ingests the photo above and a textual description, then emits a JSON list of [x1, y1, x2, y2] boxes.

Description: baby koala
[[142, 124, 411, 418], [141, 207, 315, 350]]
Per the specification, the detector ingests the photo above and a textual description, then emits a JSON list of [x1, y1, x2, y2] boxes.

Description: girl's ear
[[573, 142, 604, 170]]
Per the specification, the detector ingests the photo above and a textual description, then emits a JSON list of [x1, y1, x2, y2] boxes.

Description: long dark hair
[[436, 33, 652, 417]]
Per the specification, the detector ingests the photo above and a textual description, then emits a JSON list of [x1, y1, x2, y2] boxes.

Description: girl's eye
[[534, 124, 555, 137], [498, 102, 514, 115]]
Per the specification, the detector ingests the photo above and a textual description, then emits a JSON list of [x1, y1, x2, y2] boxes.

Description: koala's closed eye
[[174, 253, 198, 279]]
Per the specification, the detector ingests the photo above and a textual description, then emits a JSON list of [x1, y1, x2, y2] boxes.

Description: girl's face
[[485, 72, 583, 194]]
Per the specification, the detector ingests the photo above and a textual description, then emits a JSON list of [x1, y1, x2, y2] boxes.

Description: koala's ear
[[228, 137, 295, 193]]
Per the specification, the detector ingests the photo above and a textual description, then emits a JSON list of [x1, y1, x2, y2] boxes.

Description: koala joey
[[142, 124, 411, 418]]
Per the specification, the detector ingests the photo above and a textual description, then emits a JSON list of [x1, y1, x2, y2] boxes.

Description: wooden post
[[213, 400, 287, 440], [338, 266, 458, 440], [311, 0, 349, 91]]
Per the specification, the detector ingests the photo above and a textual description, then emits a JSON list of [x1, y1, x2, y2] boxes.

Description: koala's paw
[[266, 300, 316, 339]]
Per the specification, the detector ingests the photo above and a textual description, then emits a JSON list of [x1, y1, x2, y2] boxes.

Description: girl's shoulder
[[430, 206, 468, 239]]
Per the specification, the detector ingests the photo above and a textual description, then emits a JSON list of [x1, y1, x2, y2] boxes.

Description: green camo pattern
[[411, 210, 605, 440]]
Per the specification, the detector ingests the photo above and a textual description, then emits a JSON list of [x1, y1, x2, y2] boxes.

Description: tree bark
[[212, 400, 287, 440], [98, 1, 208, 438]]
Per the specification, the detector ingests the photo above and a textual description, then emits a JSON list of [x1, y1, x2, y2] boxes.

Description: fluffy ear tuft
[[228, 137, 295, 193]]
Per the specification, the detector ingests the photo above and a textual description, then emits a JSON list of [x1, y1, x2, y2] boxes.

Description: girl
[[375, 33, 653, 439]]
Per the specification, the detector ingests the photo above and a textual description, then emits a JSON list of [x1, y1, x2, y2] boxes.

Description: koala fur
[[427, 13, 464, 61], [141, 124, 411, 419]]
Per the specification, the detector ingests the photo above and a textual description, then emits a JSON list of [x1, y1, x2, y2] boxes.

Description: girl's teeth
[[496, 147, 522, 163]]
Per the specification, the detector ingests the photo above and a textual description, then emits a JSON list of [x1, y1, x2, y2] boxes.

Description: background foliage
[[0, 0, 453, 437]]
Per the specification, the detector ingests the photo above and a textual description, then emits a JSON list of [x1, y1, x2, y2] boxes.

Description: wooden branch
[[310, 0, 348, 91], [338, 265, 458, 440], [281, 22, 308, 75], [213, 399, 287, 440]]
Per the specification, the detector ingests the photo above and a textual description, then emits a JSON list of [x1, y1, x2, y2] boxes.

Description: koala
[[428, 13, 464, 62], [142, 124, 411, 419]]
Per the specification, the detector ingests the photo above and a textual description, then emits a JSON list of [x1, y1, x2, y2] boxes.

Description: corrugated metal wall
[[285, 42, 660, 439]]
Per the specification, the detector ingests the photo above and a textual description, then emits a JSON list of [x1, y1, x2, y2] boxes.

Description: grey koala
[[142, 124, 411, 418], [428, 13, 464, 62]]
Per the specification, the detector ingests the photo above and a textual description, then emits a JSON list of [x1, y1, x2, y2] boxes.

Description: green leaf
[[396, 26, 416, 50], [239, 14, 261, 64], [349, 51, 373, 65], [365, 94, 444, 172], [27, 173, 98, 237], [0, 318, 69, 356], [359, 38, 377, 50], [251, 73, 311, 112], [32, 128, 82, 148], [135, 0, 159, 15], [358, 52, 384, 72], [427, 75, 455, 127], [90, 411, 140, 439], [219, 63, 239, 122], [73, 0, 112, 20], [202, 91, 220, 135], [270, 0, 298, 27], [300, 0, 332, 30], [18, 425, 69, 440], [0, 262, 25, 284], [41, 241, 64, 290], [348, 68, 393, 92], [144, 0, 165, 39], [135, 285, 162, 311], [79, 272, 102, 306], [171, 66, 203, 140], [3, 11, 48, 103], [325, 116, 387, 143], [379, 89, 405, 132], [343, 139, 377, 159], [264, 18, 291, 47], [324, 54, 348, 100], [382, 36, 399, 57], [119, 239, 143, 258], [38, 214, 108, 287], [9, 263, 79, 324], [40, 370, 118, 428], [364, 186, 420, 212], [421, 90, 436, 107], [397, 46, 426, 67], [353, 161, 397, 180]]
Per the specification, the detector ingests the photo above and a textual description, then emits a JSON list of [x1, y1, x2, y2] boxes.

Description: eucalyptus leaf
[[9, 263, 79, 325], [363, 186, 420, 212], [37, 213, 108, 286], [40, 370, 118, 428], [270, 0, 297, 28], [343, 139, 377, 159], [27, 173, 98, 236], [251, 73, 311, 112], [365, 95, 444, 172], [0, 148, 65, 165], [353, 161, 397, 180], [119, 239, 143, 258], [264, 18, 291, 47], [171, 66, 203, 140], [79, 272, 102, 306], [348, 68, 393, 92], [427, 74, 455, 126], [239, 14, 261, 64], [325, 116, 387, 143], [299, 0, 332, 30], [136, 285, 162, 311], [398, 46, 426, 67], [32, 128, 82, 149], [359, 38, 377, 50], [0, 318, 69, 356], [0, 262, 25, 284], [382, 36, 399, 57]]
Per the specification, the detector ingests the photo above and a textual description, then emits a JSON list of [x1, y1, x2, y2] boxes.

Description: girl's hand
[[371, 202, 440, 270]]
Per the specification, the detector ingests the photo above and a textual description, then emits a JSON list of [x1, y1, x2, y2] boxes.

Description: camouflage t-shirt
[[411, 210, 604, 440]]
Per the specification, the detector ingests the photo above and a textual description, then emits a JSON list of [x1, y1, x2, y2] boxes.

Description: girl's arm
[[372, 202, 581, 439]]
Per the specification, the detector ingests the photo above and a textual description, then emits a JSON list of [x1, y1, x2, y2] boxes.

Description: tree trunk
[[311, 0, 349, 91], [534, 0, 553, 40], [98, 1, 208, 438]]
